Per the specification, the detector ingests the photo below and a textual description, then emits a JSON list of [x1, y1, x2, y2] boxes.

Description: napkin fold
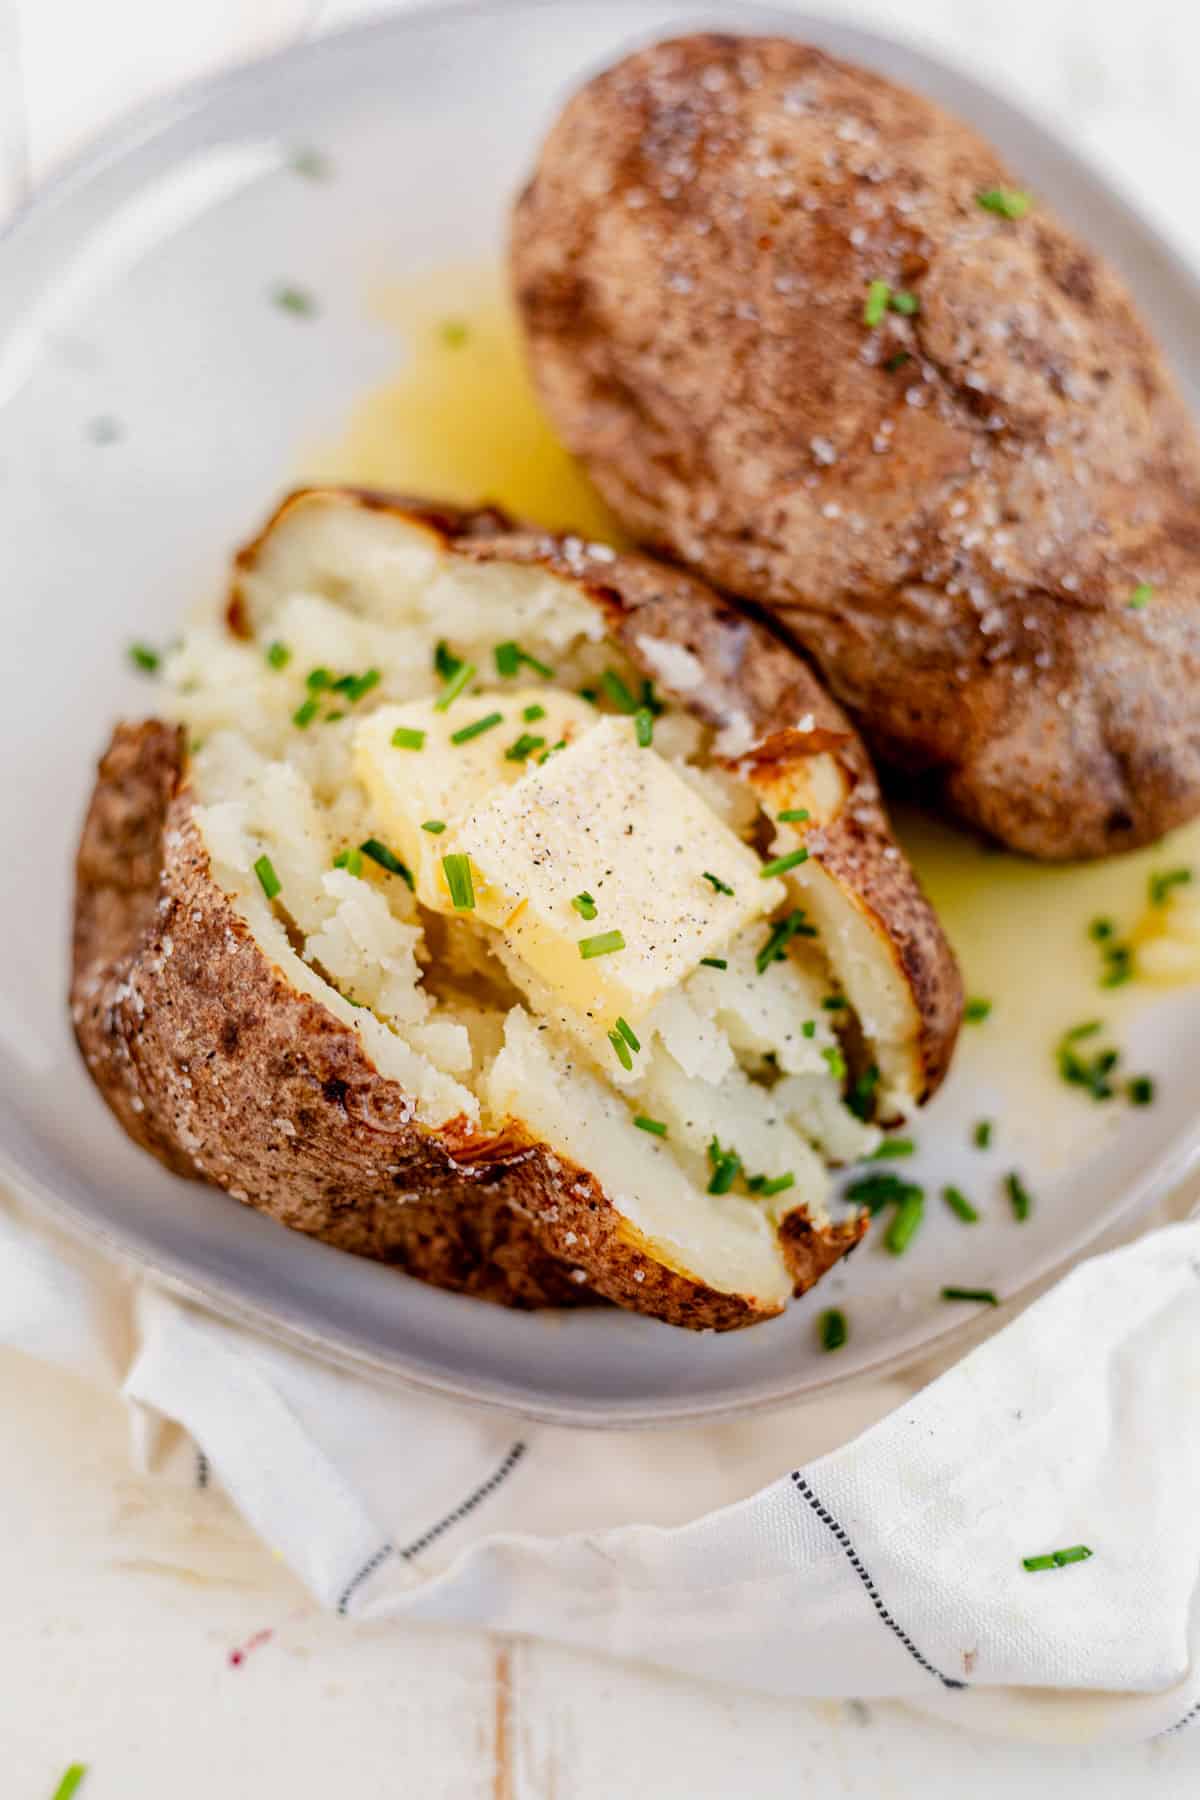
[[5, 1185, 1200, 1747]]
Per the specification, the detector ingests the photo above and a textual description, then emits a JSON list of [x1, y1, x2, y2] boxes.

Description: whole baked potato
[[511, 33, 1200, 861], [72, 488, 961, 1330]]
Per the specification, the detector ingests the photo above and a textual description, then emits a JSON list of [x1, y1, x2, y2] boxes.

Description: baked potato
[[72, 487, 961, 1330], [511, 33, 1200, 861]]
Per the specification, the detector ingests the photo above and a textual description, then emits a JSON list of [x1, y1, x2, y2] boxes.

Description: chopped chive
[[265, 640, 291, 670], [440, 318, 469, 348], [702, 871, 735, 896], [51, 1767, 88, 1800], [1089, 917, 1115, 942], [323, 710, 346, 724], [777, 808, 810, 823], [973, 1119, 993, 1150], [1006, 1171, 1033, 1221], [941, 1286, 999, 1306], [253, 854, 281, 901], [505, 732, 546, 762], [600, 668, 638, 713], [441, 852, 475, 910], [706, 1137, 743, 1195], [579, 930, 626, 959], [1127, 582, 1154, 611], [890, 289, 920, 316], [450, 711, 503, 744], [863, 278, 891, 326], [844, 1170, 910, 1213], [435, 659, 477, 711], [760, 847, 810, 878], [819, 1308, 848, 1352], [749, 1172, 795, 1197], [1149, 867, 1191, 906], [128, 642, 160, 674], [272, 282, 317, 315], [332, 668, 380, 703], [884, 351, 911, 372], [1063, 1019, 1103, 1042], [333, 846, 363, 877], [1128, 1075, 1155, 1106], [822, 994, 848, 1012], [523, 703, 547, 723], [306, 667, 332, 691], [434, 640, 463, 681], [494, 640, 554, 680], [943, 1185, 979, 1223], [700, 956, 727, 970], [608, 1030, 633, 1072], [847, 1062, 880, 1121], [1057, 1023, 1120, 1101], [1100, 942, 1134, 987], [1023, 1545, 1093, 1572], [964, 997, 992, 1023], [634, 706, 654, 747], [421, 820, 446, 835], [361, 839, 414, 888], [823, 1045, 847, 1080], [579, 687, 598, 704], [755, 909, 816, 974], [802, 1019, 817, 1038], [976, 187, 1032, 219], [292, 695, 320, 728], [615, 1016, 641, 1053], [391, 726, 426, 750], [885, 1187, 924, 1255], [538, 739, 567, 764], [634, 1115, 668, 1137], [571, 892, 598, 920], [870, 1137, 914, 1159], [289, 145, 330, 180]]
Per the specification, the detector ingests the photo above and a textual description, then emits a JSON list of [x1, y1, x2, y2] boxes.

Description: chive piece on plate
[[634, 1115, 668, 1137], [1149, 867, 1191, 906], [1006, 1171, 1033, 1221], [870, 1137, 914, 1159], [265, 640, 291, 670], [361, 839, 414, 888], [253, 854, 281, 901], [885, 1187, 925, 1255], [579, 930, 625, 960], [434, 659, 477, 711], [272, 282, 317, 315], [700, 956, 727, 970], [128, 642, 160, 674], [451, 711, 503, 745], [391, 725, 426, 750], [964, 997, 992, 1023], [421, 820, 446, 835], [571, 892, 598, 920], [441, 852, 475, 910], [608, 1030, 633, 1072], [702, 871, 735, 896], [51, 1767, 88, 1800], [941, 1286, 999, 1306], [973, 1119, 993, 1150], [819, 1308, 848, 1352], [760, 848, 810, 878], [1128, 1075, 1155, 1106], [615, 1016, 640, 1053], [943, 1185, 979, 1224]]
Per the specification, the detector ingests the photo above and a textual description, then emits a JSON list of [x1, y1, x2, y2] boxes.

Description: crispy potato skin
[[73, 501, 908, 1327], [512, 33, 1200, 860]]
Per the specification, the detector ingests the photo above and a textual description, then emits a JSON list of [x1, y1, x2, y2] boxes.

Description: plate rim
[[4, 0, 1200, 1425]]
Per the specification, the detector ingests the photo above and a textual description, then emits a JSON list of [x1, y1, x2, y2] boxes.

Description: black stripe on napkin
[[791, 1471, 965, 1690]]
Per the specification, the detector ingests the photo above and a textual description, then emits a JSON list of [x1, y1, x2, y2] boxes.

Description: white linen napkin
[[5, 1182, 1200, 1747]]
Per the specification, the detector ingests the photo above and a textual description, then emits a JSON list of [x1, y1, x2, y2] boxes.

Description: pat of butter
[[354, 688, 594, 904], [451, 715, 781, 1028]]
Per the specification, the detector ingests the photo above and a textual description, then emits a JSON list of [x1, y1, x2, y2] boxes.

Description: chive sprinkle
[[964, 997, 992, 1023], [579, 930, 625, 959], [890, 289, 920, 316], [523, 703, 547, 723], [1128, 1075, 1155, 1106], [634, 1115, 668, 1137], [885, 1187, 924, 1255], [943, 1185, 979, 1223], [435, 659, 477, 711], [802, 1020, 817, 1038], [571, 892, 598, 920], [391, 725, 426, 750], [304, 660, 329, 690], [1006, 1171, 1033, 1221], [822, 994, 848, 1012], [421, 820, 446, 834], [760, 847, 810, 878], [973, 1119, 993, 1150], [451, 711, 503, 745], [863, 278, 891, 326], [885, 351, 911, 372], [333, 846, 363, 877], [1149, 867, 1191, 906], [254, 854, 281, 901], [272, 282, 317, 314], [778, 808, 810, 823], [706, 1137, 742, 1195], [847, 1062, 880, 1121], [1023, 1545, 1093, 1572], [845, 1170, 910, 1213], [441, 852, 475, 910], [703, 871, 735, 896], [942, 1286, 999, 1305], [289, 145, 331, 180], [494, 640, 553, 679], [51, 1767, 88, 1800], [755, 909, 816, 974], [615, 1016, 641, 1053], [823, 1045, 847, 1080], [748, 1172, 795, 1197], [128, 642, 160, 674], [505, 733, 546, 762], [977, 187, 1032, 219], [1127, 583, 1154, 611], [360, 839, 414, 887], [601, 669, 639, 714], [700, 956, 727, 970], [819, 1308, 848, 1352], [870, 1137, 914, 1159], [634, 706, 654, 747], [608, 1030, 633, 1071], [434, 640, 462, 680], [293, 696, 320, 729], [265, 640, 291, 670], [538, 739, 566, 764], [1089, 917, 1115, 942]]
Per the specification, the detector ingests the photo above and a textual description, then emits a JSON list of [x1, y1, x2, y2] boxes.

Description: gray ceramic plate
[[4, 0, 1200, 1424]]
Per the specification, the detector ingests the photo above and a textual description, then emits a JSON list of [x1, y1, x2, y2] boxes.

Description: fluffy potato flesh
[[153, 489, 956, 1315]]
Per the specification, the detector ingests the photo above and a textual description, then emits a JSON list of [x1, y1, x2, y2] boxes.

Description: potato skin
[[512, 34, 1200, 860]]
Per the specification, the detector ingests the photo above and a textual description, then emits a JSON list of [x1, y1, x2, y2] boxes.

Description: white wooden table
[[6, 1, 1200, 1792]]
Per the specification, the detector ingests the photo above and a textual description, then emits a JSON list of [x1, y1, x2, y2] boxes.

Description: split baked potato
[[73, 488, 961, 1329], [512, 33, 1200, 861]]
